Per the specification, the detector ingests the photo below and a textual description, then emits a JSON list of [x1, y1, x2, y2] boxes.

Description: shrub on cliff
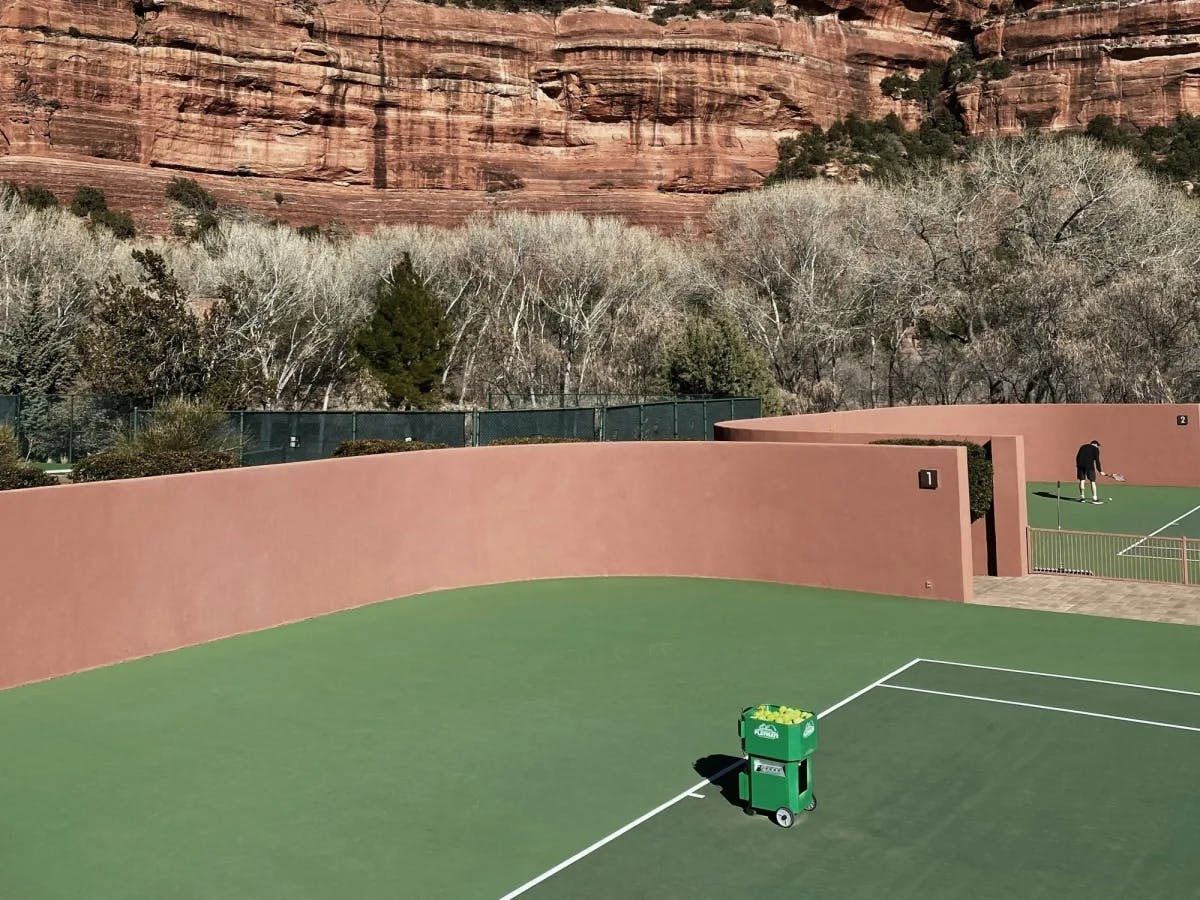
[[767, 112, 964, 184], [17, 184, 58, 210], [1086, 113, 1200, 188], [69, 186, 108, 218], [166, 177, 217, 213], [90, 209, 137, 239]]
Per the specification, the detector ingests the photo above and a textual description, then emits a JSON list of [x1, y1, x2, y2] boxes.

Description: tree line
[[1, 134, 1198, 461]]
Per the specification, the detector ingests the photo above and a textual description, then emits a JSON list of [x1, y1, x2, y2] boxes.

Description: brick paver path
[[972, 575, 1200, 626]]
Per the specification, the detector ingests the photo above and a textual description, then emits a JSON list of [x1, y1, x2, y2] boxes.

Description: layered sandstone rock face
[[964, 0, 1200, 134], [0, 0, 1196, 232]]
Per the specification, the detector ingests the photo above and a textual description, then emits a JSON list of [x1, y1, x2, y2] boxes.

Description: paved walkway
[[972, 575, 1200, 626]]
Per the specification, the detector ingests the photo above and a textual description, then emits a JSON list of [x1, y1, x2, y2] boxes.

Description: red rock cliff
[[0, 0, 1196, 231]]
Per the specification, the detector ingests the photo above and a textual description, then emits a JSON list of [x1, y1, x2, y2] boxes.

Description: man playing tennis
[[1075, 440, 1105, 504]]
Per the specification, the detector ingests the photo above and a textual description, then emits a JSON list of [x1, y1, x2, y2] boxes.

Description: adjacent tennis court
[[3, 577, 1199, 899], [1027, 482, 1200, 583]]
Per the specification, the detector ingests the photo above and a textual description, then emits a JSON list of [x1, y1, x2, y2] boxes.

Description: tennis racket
[[1106, 473, 1127, 482]]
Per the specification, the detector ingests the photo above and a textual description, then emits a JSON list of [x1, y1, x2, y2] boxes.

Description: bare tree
[[194, 222, 381, 409]]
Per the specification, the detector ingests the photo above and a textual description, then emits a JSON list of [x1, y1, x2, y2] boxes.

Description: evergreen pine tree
[[0, 293, 74, 457], [354, 255, 450, 409]]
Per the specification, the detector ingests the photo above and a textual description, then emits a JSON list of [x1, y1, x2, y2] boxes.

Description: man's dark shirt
[[1075, 443, 1101, 472]]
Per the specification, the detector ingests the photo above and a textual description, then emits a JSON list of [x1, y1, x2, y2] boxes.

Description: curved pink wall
[[0, 441, 973, 691], [717, 404, 1199, 486], [716, 402, 1200, 579]]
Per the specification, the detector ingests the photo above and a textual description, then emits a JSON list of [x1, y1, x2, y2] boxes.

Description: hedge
[[332, 439, 448, 457], [71, 450, 238, 483], [487, 436, 589, 446], [0, 464, 58, 491], [871, 438, 993, 519]]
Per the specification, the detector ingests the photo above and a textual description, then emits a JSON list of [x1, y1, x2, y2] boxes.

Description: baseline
[[880, 684, 1200, 734], [914, 658, 1200, 698], [1118, 503, 1200, 556]]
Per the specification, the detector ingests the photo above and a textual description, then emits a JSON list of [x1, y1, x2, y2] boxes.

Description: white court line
[[1117, 502, 1200, 555], [496, 657, 923, 900], [917, 658, 1200, 698], [1118, 548, 1200, 561], [880, 683, 1200, 734]]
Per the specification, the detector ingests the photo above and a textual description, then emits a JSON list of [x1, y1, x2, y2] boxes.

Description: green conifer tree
[[354, 255, 450, 409], [0, 294, 74, 457]]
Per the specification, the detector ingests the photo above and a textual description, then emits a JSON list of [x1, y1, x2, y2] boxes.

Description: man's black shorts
[[1077, 466, 1096, 482]]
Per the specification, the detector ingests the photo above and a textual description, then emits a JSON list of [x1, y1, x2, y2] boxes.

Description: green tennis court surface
[[1027, 482, 1200, 583], [3, 577, 1199, 899], [1028, 482, 1200, 538]]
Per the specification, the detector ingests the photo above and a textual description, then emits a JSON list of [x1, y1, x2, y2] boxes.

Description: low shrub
[[165, 176, 217, 212], [90, 208, 137, 239], [20, 184, 58, 210], [870, 438, 993, 519], [487, 436, 588, 446], [69, 185, 107, 218], [136, 399, 244, 456], [71, 449, 237, 483], [332, 439, 448, 457], [0, 425, 19, 463], [0, 464, 57, 491]]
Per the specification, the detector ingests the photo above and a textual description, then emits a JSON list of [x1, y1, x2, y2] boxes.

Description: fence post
[[67, 395, 75, 463], [471, 410, 479, 447], [703, 402, 709, 441], [351, 411, 358, 442], [638, 403, 645, 441], [672, 401, 678, 440], [239, 411, 245, 465], [1182, 537, 1189, 586]]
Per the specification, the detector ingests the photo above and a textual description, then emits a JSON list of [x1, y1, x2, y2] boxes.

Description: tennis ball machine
[[738, 704, 818, 828]]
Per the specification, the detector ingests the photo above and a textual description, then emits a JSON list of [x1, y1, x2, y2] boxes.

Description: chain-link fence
[[601, 398, 762, 441], [0, 395, 763, 466], [481, 391, 683, 410], [474, 407, 597, 446]]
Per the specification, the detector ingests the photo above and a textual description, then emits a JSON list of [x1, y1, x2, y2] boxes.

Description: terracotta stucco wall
[[714, 423, 1028, 578], [0, 441, 972, 691], [717, 404, 1199, 486]]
